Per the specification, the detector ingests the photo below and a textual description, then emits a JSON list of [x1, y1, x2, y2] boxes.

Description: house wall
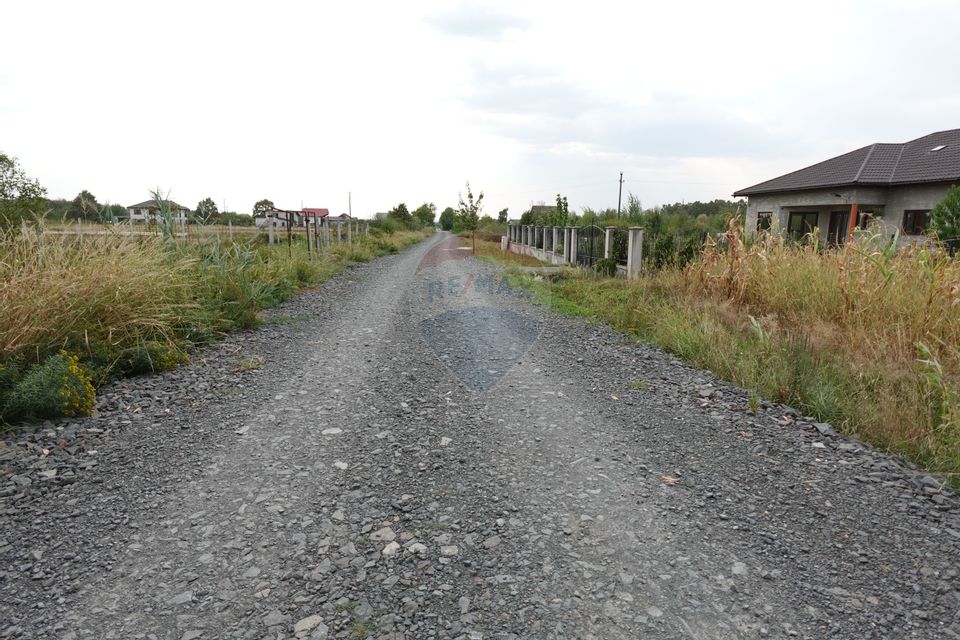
[[884, 182, 953, 238], [744, 184, 954, 244]]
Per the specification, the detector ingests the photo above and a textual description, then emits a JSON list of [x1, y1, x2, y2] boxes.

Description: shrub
[[5, 351, 95, 420], [594, 258, 617, 277], [931, 184, 960, 255]]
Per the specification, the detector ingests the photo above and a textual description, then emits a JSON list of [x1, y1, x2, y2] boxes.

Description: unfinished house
[[735, 129, 959, 245]]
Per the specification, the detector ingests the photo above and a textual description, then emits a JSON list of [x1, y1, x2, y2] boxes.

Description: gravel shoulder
[[1, 231, 958, 640]]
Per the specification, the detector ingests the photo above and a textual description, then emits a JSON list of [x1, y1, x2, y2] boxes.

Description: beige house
[[126, 199, 191, 224], [735, 129, 959, 245]]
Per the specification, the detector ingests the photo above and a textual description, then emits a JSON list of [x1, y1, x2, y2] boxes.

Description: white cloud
[[1, 0, 957, 217]]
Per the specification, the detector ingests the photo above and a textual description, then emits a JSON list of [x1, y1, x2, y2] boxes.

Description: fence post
[[569, 227, 579, 265], [627, 227, 644, 279], [268, 217, 274, 245], [337, 224, 342, 243], [604, 227, 615, 259], [365, 222, 369, 237], [553, 227, 560, 254], [563, 227, 571, 263], [347, 219, 352, 244]]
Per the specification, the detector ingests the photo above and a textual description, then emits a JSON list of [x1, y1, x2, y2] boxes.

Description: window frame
[[902, 210, 930, 235], [787, 211, 819, 240], [756, 211, 773, 232]]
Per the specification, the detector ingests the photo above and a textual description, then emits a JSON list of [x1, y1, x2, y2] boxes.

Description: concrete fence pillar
[[536, 226, 543, 249], [569, 227, 579, 265], [627, 227, 644, 279], [508, 224, 513, 242], [604, 227, 615, 259], [563, 227, 571, 263], [544, 226, 552, 252], [552, 227, 560, 253]]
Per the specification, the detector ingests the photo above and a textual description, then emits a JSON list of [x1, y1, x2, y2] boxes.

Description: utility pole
[[617, 171, 624, 219]]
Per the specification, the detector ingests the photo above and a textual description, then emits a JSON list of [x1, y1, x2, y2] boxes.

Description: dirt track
[[1, 232, 958, 639]]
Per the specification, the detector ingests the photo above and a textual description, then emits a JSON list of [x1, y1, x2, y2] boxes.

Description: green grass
[[506, 252, 960, 488], [0, 225, 432, 424], [349, 620, 374, 639]]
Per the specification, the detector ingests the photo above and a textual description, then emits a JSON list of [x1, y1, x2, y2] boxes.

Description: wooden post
[[228, 220, 233, 242], [846, 203, 859, 244]]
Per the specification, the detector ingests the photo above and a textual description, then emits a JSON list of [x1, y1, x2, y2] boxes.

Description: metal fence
[[576, 225, 605, 267]]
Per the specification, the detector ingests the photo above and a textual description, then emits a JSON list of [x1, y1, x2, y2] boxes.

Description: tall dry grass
[[0, 223, 432, 423], [509, 220, 960, 482], [0, 224, 192, 362], [686, 222, 960, 472]]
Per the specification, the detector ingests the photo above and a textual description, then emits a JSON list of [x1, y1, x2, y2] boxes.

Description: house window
[[756, 212, 773, 232], [788, 211, 819, 240], [902, 210, 930, 235]]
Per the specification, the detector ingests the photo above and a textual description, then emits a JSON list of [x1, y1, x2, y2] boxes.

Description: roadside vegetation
[[0, 215, 429, 426], [458, 232, 547, 267], [507, 219, 960, 485]]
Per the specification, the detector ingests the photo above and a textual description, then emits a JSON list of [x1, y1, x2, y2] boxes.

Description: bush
[[5, 351, 95, 420], [594, 258, 617, 277]]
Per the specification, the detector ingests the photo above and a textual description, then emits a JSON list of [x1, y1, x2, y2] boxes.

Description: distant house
[[735, 129, 960, 245], [255, 209, 304, 228], [529, 205, 558, 219], [126, 199, 191, 224], [255, 207, 330, 228], [327, 213, 352, 225], [301, 208, 329, 226]]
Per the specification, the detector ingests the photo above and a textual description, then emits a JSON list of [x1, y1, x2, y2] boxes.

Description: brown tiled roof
[[734, 129, 960, 196]]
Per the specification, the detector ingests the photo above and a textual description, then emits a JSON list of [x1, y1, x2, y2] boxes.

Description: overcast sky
[[3, 0, 958, 218]]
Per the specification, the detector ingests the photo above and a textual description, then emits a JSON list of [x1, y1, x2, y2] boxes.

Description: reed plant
[[509, 220, 960, 483], [0, 223, 432, 424]]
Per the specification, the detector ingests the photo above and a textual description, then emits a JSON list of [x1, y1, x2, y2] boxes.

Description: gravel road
[[1, 231, 958, 640]]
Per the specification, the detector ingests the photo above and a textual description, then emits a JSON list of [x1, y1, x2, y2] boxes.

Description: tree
[[439, 206, 456, 231], [931, 184, 960, 254], [555, 193, 570, 224], [388, 203, 413, 225], [457, 182, 483, 253], [413, 202, 437, 227], [457, 182, 483, 232], [0, 152, 46, 228], [195, 197, 218, 225], [498, 208, 508, 223], [66, 190, 101, 221], [253, 199, 274, 217]]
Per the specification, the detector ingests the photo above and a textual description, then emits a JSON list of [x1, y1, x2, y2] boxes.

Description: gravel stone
[[0, 232, 957, 639]]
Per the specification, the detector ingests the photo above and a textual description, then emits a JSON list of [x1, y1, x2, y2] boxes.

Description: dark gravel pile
[[1, 232, 957, 640]]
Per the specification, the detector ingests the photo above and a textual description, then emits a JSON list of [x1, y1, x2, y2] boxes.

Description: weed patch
[[510, 222, 960, 486]]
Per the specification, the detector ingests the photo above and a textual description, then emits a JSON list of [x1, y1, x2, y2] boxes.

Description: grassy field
[[505, 223, 960, 486], [0, 223, 431, 424], [457, 232, 548, 267]]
